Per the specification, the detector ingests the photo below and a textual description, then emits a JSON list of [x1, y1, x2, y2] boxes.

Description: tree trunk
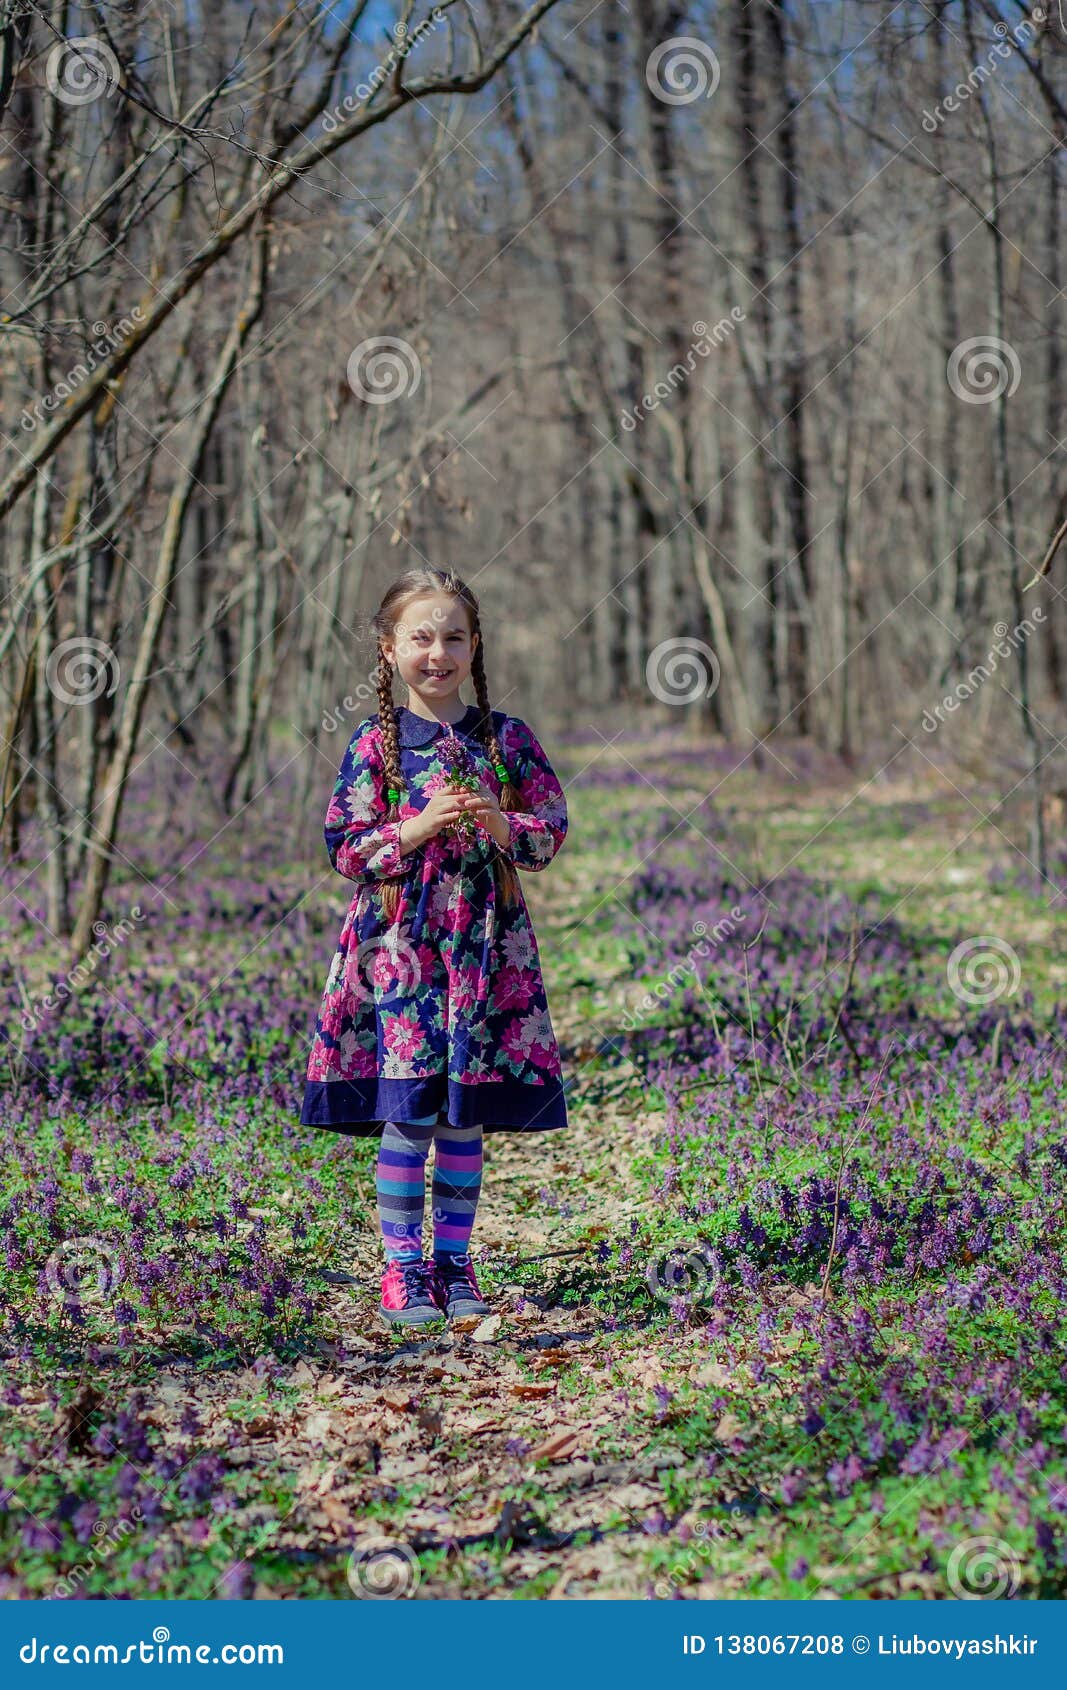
[[71, 227, 270, 958], [765, 0, 813, 734]]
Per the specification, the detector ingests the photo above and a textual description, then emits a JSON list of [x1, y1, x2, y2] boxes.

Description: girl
[[300, 568, 570, 1329]]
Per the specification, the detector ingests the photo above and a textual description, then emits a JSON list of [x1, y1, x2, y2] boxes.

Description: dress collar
[[393, 702, 482, 747]]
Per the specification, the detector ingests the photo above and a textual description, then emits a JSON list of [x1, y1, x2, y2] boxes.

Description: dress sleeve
[[323, 719, 409, 883], [494, 717, 568, 872]]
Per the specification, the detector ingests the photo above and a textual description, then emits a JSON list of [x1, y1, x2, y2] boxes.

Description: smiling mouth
[[422, 670, 453, 679]]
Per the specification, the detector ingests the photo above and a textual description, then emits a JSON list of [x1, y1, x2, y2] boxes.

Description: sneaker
[[379, 1256, 445, 1326], [433, 1253, 490, 1320]]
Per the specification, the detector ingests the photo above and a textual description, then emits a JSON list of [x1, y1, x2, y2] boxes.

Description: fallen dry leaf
[[509, 1382, 556, 1399], [302, 1410, 336, 1440], [242, 1415, 281, 1438], [317, 1495, 357, 1533], [713, 1412, 745, 1442], [528, 1428, 581, 1462], [53, 1382, 104, 1454], [695, 1361, 734, 1389], [471, 1313, 502, 1342]]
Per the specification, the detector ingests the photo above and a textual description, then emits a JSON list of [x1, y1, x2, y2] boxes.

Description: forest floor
[[2, 724, 1066, 1599]]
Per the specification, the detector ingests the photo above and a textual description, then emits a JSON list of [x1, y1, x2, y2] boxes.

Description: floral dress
[[299, 702, 570, 1136]]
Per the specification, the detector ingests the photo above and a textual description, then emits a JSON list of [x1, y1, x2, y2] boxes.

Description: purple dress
[[299, 703, 570, 1135]]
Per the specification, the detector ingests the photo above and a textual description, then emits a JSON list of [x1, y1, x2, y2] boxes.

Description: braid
[[469, 632, 526, 909], [376, 643, 404, 806], [375, 641, 405, 925], [470, 640, 522, 811]]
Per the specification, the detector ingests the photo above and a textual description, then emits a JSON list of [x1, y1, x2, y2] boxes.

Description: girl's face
[[383, 592, 479, 713]]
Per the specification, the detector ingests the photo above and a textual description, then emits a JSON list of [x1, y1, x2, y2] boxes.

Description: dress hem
[[307, 1119, 567, 1137], [299, 1073, 569, 1134]]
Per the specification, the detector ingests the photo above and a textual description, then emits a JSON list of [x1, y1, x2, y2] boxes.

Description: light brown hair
[[372, 568, 530, 923]]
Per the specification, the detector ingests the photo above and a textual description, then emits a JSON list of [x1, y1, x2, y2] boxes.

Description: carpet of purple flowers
[[584, 753, 1067, 1595], [0, 729, 1064, 1597]]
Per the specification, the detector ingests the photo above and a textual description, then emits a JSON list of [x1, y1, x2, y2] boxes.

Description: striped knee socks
[[431, 1121, 483, 1264], [375, 1114, 437, 1262], [374, 1114, 484, 1264]]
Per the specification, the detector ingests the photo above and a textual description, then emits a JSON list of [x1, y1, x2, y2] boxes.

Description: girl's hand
[[405, 789, 479, 846], [456, 789, 510, 849]]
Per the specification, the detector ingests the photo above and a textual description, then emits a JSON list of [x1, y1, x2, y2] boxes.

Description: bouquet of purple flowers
[[437, 733, 484, 847]]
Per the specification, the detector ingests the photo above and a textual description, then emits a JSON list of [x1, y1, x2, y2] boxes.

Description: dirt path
[[170, 843, 692, 1600], [287, 864, 680, 1599]]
